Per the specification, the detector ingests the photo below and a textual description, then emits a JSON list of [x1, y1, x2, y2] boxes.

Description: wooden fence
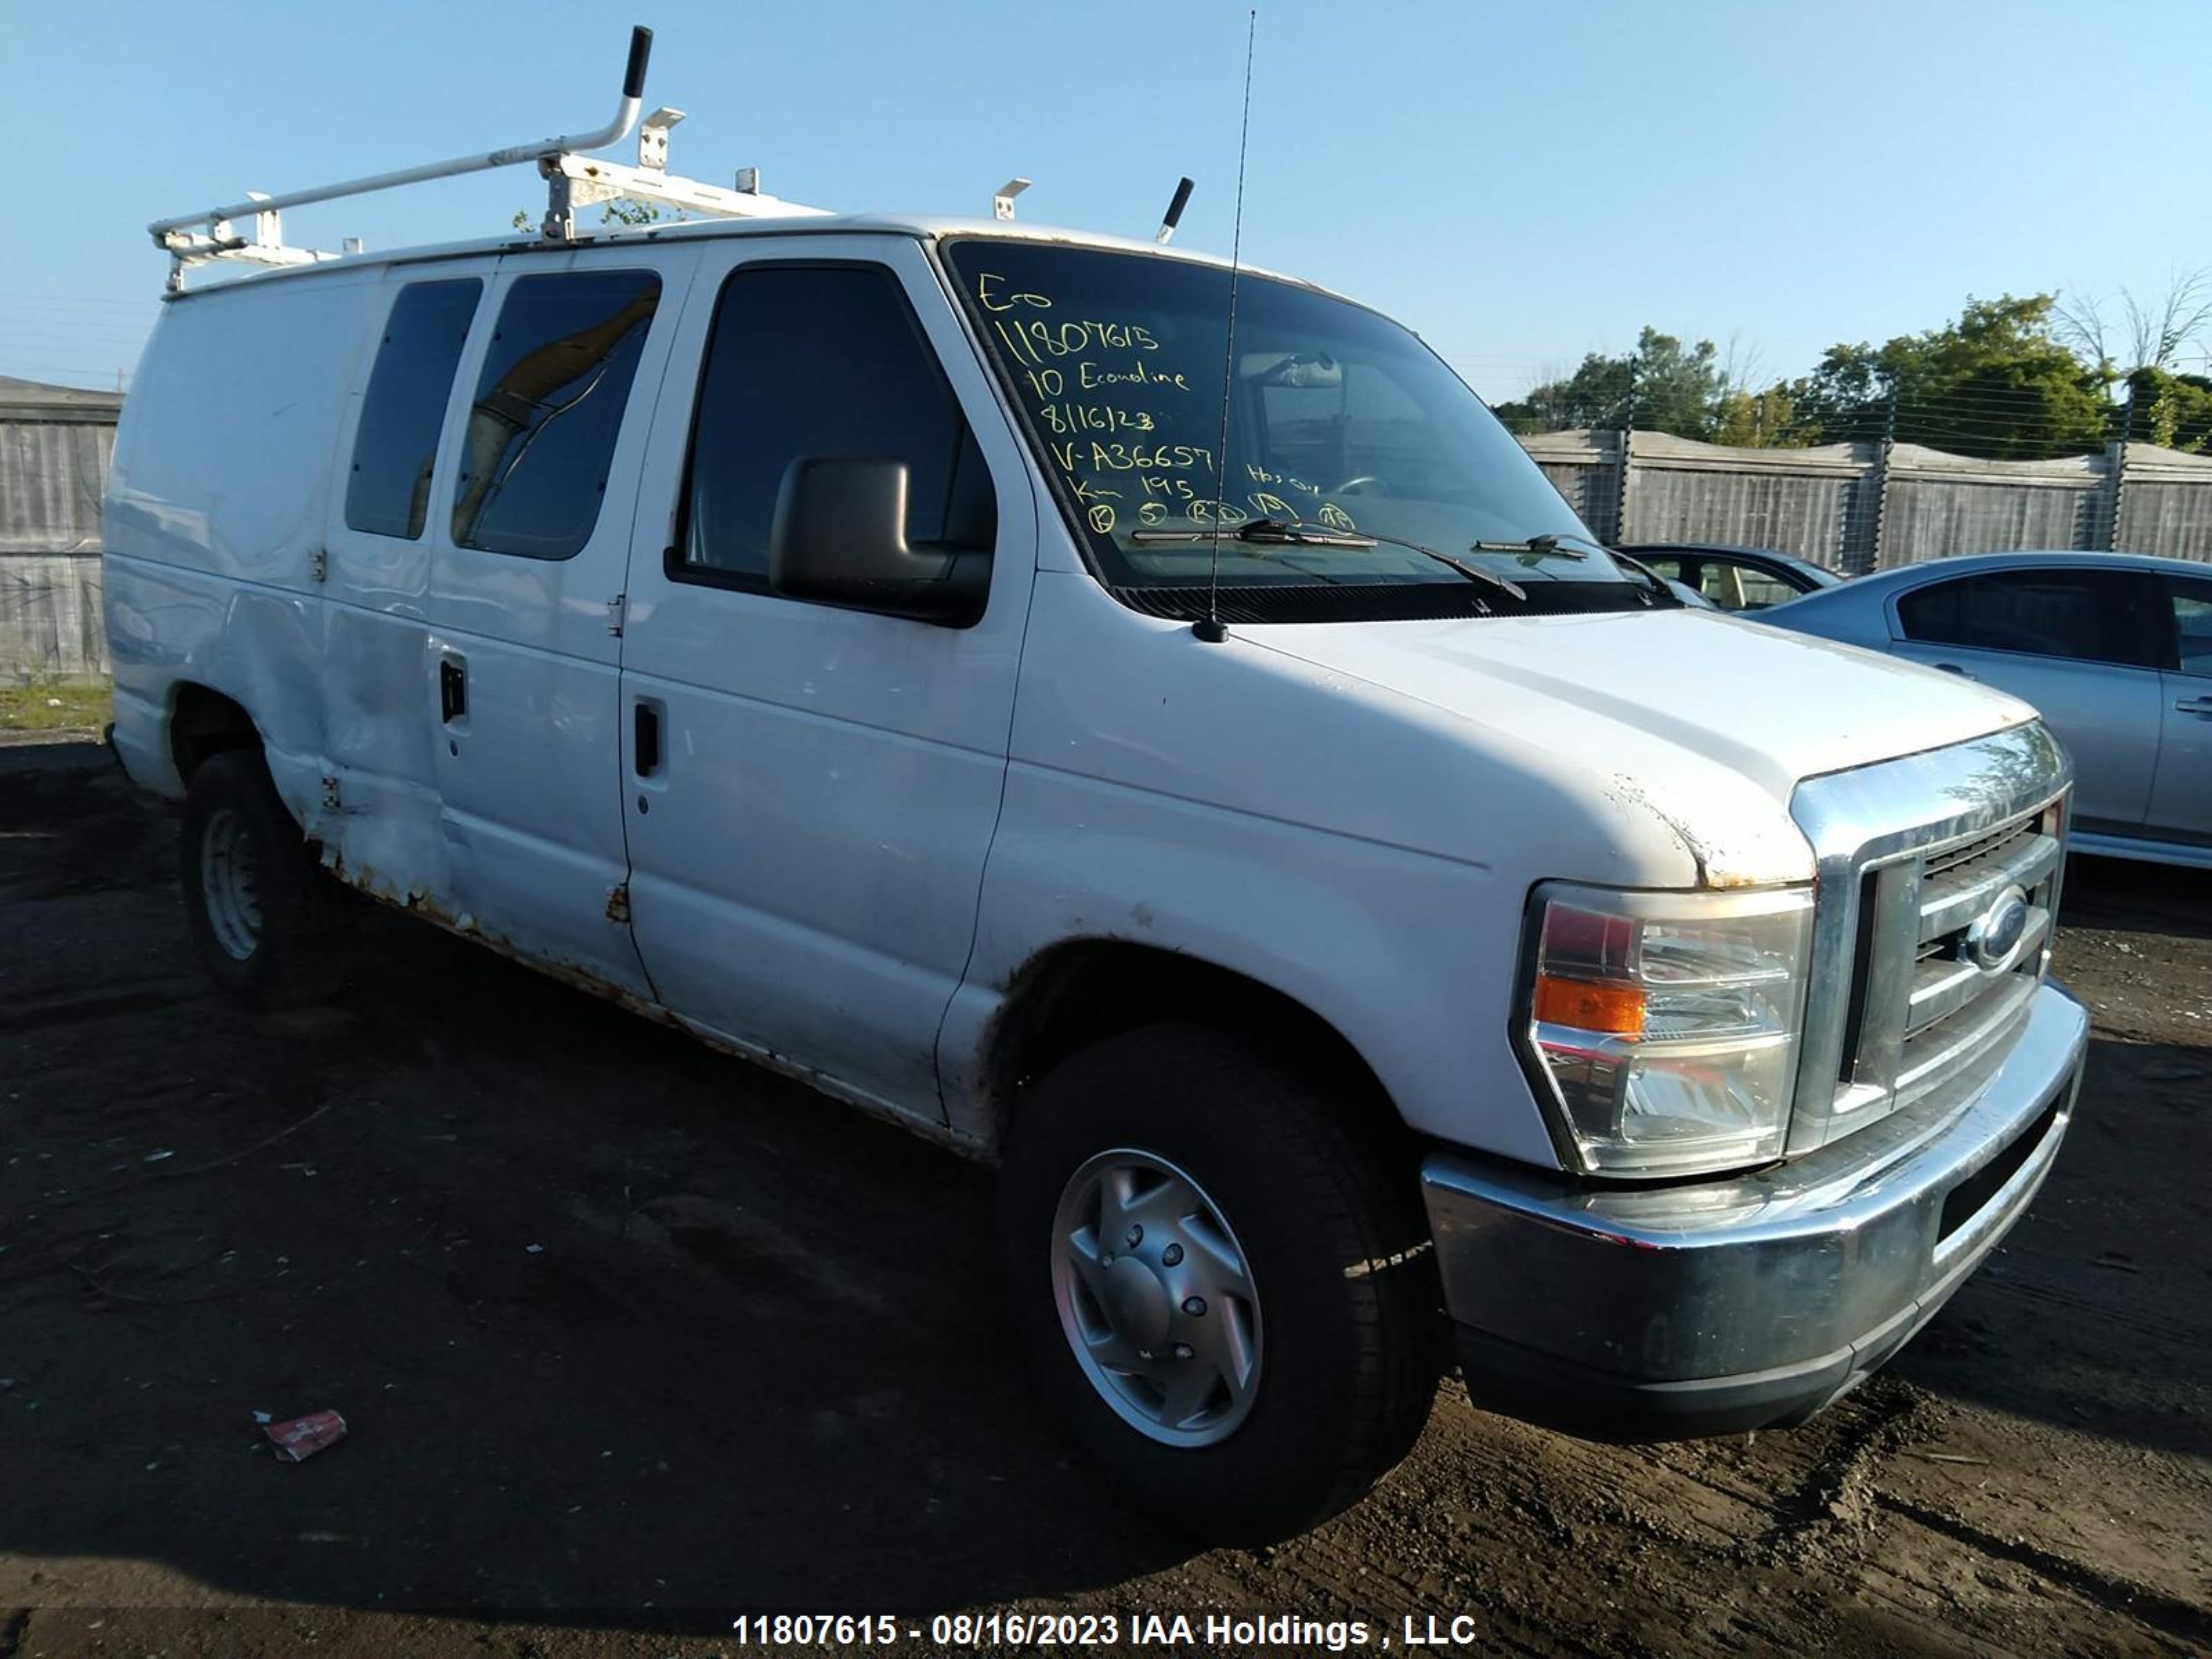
[[1520, 429, 2212, 572], [1, 379, 121, 681]]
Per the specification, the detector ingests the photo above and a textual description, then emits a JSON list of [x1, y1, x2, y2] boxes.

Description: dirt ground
[[1, 742, 2206, 1658]]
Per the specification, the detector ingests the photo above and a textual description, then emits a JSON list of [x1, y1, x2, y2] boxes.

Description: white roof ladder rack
[[147, 24, 830, 292], [538, 104, 830, 241]]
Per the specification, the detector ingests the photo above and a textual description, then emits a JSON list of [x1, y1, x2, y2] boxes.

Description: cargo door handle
[[439, 659, 467, 722], [2176, 695, 2212, 716], [634, 700, 662, 776]]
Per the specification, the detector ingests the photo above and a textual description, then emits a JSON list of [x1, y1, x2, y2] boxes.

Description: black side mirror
[[768, 458, 990, 627]]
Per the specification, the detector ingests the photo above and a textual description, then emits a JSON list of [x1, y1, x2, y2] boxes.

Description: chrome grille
[[1886, 808, 2059, 1109], [1922, 817, 2036, 878], [1788, 723, 2072, 1156]]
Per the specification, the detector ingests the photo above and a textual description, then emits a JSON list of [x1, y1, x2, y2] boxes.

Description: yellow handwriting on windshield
[[984, 274, 1215, 517], [975, 272, 1051, 314]]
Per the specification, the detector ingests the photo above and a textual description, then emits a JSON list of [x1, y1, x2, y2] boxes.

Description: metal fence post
[[1613, 355, 1638, 543], [2106, 382, 2134, 551], [1861, 387, 1898, 572]]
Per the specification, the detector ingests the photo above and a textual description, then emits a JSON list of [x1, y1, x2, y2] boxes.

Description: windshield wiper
[[1133, 518, 1527, 603], [1604, 550, 1680, 608], [1468, 529, 1678, 605], [1467, 531, 1613, 561]]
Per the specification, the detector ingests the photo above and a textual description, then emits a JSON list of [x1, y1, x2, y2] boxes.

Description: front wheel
[[997, 1022, 1443, 1541]]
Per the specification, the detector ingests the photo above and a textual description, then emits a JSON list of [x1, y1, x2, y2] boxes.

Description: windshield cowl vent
[[1113, 582, 1658, 626]]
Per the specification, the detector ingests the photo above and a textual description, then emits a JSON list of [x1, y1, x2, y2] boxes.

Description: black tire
[[179, 749, 346, 1005], [997, 1021, 1443, 1541]]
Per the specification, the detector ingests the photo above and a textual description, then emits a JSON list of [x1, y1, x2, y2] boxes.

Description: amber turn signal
[[1534, 974, 1647, 1036]]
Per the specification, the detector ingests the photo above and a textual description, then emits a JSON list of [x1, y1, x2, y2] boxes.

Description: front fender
[[937, 760, 1562, 1168]]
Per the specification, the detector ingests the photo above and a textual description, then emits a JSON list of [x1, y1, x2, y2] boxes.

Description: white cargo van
[[106, 39, 2087, 1538]]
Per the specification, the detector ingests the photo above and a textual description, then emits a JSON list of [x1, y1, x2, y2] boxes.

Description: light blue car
[[1761, 550, 2212, 868]]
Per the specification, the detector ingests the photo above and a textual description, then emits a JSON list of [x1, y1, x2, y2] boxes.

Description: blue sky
[[4, 0, 2208, 400]]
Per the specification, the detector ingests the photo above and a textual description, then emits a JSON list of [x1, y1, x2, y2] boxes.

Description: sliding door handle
[[634, 700, 662, 776], [439, 659, 467, 722]]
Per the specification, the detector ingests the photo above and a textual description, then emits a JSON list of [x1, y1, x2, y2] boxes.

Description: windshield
[[944, 239, 1636, 605]]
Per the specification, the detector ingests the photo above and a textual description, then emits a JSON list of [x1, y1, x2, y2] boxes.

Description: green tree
[[1494, 326, 1730, 440], [1492, 348, 1630, 433], [2055, 270, 2212, 383], [1785, 294, 2111, 459], [1496, 328, 1810, 445], [1631, 328, 1729, 439], [1712, 383, 1807, 448], [1778, 341, 1885, 442], [2126, 365, 2212, 453]]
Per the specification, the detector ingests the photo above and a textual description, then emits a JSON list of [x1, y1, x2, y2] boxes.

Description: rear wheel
[[997, 1022, 1443, 1541], [180, 750, 346, 1004]]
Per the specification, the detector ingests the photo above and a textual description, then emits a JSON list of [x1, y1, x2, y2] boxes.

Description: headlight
[[1519, 883, 1814, 1177]]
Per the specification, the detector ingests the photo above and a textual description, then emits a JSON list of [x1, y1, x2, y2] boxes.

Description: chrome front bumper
[[1423, 980, 2087, 1440]]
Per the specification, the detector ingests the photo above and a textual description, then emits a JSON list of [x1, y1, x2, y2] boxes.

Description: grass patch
[[0, 679, 113, 733]]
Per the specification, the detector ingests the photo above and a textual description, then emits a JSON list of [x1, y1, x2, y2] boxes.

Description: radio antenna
[[1195, 9, 1257, 645]]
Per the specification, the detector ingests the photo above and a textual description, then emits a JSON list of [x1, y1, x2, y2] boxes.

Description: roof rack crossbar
[[536, 109, 832, 240], [147, 25, 852, 292], [150, 24, 655, 287]]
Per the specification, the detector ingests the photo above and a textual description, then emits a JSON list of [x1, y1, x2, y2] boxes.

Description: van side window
[[675, 263, 996, 588], [345, 279, 482, 541], [451, 269, 661, 560]]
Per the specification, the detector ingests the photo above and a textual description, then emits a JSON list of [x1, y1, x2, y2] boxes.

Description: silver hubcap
[[199, 806, 264, 961], [1050, 1149, 1262, 1447]]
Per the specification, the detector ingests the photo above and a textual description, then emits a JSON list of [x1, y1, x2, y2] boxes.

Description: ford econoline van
[[108, 63, 2086, 1539]]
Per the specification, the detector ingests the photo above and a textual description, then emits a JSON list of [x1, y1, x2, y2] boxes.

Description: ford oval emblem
[[1965, 883, 2031, 972]]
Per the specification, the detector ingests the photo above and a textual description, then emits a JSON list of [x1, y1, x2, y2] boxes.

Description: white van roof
[[160, 212, 1325, 303]]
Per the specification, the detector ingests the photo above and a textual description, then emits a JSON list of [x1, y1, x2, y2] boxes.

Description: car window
[[1698, 564, 1741, 607], [1732, 568, 1798, 610], [451, 269, 662, 560], [676, 263, 995, 588], [1897, 568, 2160, 668], [345, 279, 482, 541], [2172, 577, 2212, 677], [1896, 577, 1972, 645], [1622, 553, 1795, 611]]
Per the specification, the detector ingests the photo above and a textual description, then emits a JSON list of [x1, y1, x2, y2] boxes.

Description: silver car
[[1761, 550, 2212, 868]]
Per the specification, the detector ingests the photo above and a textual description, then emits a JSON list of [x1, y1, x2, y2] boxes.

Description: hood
[[1234, 606, 2036, 886], [1008, 574, 2042, 894], [1241, 607, 2032, 800]]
